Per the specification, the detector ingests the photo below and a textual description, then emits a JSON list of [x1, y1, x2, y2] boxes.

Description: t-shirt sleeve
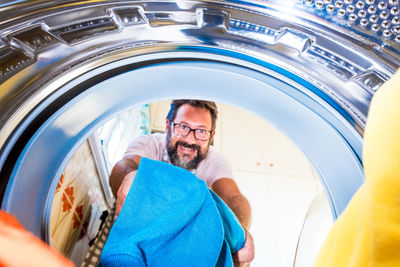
[[123, 134, 163, 161], [196, 147, 234, 187]]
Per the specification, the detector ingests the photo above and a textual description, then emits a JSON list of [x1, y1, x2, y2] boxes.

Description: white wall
[[150, 101, 332, 267]]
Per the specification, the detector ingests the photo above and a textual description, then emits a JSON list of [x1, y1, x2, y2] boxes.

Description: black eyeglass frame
[[170, 121, 213, 141]]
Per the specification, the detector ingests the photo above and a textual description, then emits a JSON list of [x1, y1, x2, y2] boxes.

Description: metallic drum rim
[[2, 51, 364, 241], [0, 0, 397, 242]]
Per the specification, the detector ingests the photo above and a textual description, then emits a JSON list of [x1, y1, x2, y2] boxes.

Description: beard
[[166, 128, 209, 170]]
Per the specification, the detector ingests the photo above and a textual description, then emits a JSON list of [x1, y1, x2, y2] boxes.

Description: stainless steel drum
[[0, 0, 399, 250]]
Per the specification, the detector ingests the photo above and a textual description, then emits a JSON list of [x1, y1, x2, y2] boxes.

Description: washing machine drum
[[0, 0, 398, 259]]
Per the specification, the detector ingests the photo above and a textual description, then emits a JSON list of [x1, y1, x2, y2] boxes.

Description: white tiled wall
[[50, 141, 108, 265], [50, 105, 151, 266], [150, 101, 332, 267]]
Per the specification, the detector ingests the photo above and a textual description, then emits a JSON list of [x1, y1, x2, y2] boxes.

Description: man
[[109, 99, 254, 266]]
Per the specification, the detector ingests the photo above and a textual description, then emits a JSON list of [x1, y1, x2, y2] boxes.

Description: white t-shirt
[[123, 133, 234, 187]]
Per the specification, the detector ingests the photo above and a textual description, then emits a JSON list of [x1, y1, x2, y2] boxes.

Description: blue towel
[[100, 158, 245, 267]]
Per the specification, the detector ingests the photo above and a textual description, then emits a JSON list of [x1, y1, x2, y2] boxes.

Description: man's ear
[[210, 130, 216, 143], [165, 119, 170, 133]]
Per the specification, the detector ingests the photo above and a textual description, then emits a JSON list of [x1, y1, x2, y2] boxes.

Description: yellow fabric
[[314, 70, 400, 266]]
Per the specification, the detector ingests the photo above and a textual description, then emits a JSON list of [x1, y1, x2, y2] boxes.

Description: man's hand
[[115, 170, 137, 215], [233, 230, 255, 267], [109, 156, 141, 197]]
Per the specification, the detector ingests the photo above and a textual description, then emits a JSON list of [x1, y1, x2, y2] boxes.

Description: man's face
[[166, 104, 215, 170]]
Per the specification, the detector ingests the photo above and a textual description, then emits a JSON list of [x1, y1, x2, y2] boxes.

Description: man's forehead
[[175, 104, 212, 128]]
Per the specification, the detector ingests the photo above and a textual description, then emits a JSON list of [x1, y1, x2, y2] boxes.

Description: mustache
[[175, 141, 200, 151]]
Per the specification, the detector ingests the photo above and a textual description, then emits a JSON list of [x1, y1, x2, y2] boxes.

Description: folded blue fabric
[[100, 158, 245, 267]]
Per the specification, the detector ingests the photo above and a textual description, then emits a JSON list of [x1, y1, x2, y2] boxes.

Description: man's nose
[[183, 129, 197, 143]]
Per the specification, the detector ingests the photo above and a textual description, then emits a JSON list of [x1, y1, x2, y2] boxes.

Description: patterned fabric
[[81, 204, 117, 267]]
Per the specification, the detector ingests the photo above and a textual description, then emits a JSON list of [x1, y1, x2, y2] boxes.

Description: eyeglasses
[[170, 122, 212, 141]]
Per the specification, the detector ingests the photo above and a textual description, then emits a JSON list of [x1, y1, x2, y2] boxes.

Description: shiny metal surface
[[2, 59, 365, 240], [0, 0, 398, 241], [298, 0, 400, 46], [1, 1, 399, 141]]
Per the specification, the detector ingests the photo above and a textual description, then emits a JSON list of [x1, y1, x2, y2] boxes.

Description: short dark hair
[[167, 99, 218, 130]]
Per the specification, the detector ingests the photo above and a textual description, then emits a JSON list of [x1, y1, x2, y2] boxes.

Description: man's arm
[[109, 155, 142, 197], [211, 178, 251, 229]]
